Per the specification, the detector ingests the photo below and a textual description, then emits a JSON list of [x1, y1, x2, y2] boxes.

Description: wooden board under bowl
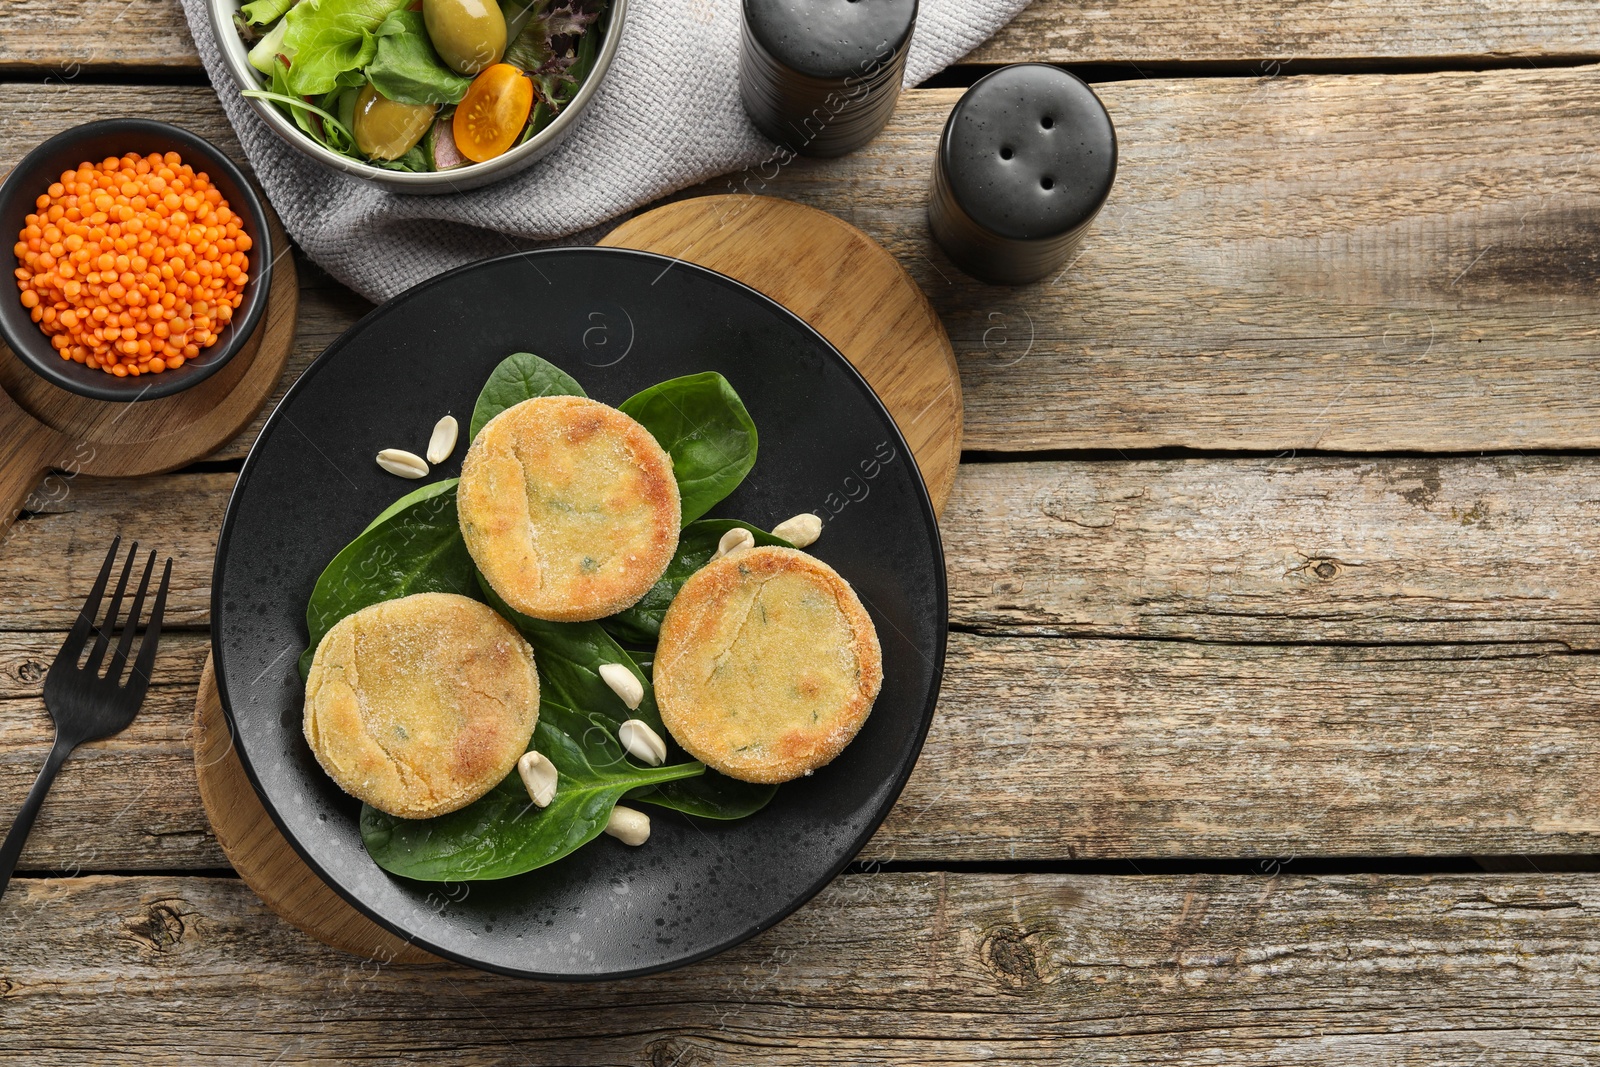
[[0, 211, 298, 531]]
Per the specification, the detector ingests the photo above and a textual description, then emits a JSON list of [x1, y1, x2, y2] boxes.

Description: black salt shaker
[[929, 64, 1117, 285], [740, 0, 918, 157]]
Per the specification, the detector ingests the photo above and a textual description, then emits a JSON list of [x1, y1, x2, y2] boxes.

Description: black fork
[[0, 537, 171, 901]]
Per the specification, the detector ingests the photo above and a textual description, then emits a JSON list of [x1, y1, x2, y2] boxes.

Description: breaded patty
[[458, 396, 681, 622], [303, 592, 539, 819], [654, 547, 883, 784]]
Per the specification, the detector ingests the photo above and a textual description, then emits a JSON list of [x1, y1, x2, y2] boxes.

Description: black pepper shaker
[[740, 0, 918, 158], [929, 64, 1117, 285]]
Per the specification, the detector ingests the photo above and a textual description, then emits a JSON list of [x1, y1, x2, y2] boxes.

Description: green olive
[[423, 0, 508, 76], [352, 84, 437, 161]]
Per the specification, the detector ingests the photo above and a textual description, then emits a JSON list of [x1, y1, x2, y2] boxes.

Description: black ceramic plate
[[212, 247, 947, 980]]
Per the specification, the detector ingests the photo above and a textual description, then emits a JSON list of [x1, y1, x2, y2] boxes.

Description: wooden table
[[5, 3, 1600, 1061]]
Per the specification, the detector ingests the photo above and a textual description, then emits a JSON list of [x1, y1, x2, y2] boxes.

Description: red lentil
[[14, 151, 252, 376]]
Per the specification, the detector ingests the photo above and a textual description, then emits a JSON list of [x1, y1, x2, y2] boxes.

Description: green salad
[[233, 0, 608, 172], [302, 353, 791, 882]]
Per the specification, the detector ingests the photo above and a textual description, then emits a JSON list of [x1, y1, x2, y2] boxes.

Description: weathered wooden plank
[[2, 872, 1598, 1063], [0, 0, 201, 73], [7, 0, 1599, 73], [8, 454, 1600, 866], [944, 456, 1600, 647], [10, 68, 1599, 453], [964, 0, 1600, 66], [6, 475, 232, 632], [685, 67, 1600, 453], [893, 635, 1600, 860], [12, 455, 1600, 648], [7, 623, 1600, 870], [1, 85, 242, 163], [0, 631, 226, 870]]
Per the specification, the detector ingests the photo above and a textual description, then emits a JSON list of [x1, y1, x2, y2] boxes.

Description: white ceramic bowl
[[207, 0, 627, 194]]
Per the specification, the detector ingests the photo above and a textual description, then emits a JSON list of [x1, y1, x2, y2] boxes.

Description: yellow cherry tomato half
[[453, 63, 535, 163]]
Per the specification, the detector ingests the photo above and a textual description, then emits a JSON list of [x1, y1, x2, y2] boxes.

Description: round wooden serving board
[[194, 194, 962, 962], [0, 211, 298, 531], [195, 658, 439, 965]]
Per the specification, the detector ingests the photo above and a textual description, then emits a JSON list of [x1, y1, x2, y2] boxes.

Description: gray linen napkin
[[178, 0, 1030, 302]]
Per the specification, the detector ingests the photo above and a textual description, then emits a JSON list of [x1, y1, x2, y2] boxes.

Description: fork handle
[[0, 734, 74, 903]]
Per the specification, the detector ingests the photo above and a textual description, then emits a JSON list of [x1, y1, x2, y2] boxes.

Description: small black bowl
[[0, 119, 273, 402]]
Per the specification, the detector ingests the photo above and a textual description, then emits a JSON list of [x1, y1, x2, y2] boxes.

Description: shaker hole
[[1000, 146, 1014, 160], [1041, 115, 1055, 129], [1040, 176, 1055, 190]]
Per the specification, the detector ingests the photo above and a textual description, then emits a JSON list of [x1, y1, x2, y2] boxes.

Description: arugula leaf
[[619, 372, 758, 523], [469, 351, 586, 441], [367, 9, 473, 106], [299, 480, 477, 679], [481, 575, 778, 820], [323, 84, 362, 153], [602, 519, 791, 647], [243, 86, 353, 149], [360, 701, 704, 881], [280, 0, 409, 97]]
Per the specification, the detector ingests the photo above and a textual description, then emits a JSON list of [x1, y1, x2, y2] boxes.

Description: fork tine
[[57, 536, 120, 665], [105, 550, 156, 687], [83, 540, 137, 677], [126, 557, 171, 699]]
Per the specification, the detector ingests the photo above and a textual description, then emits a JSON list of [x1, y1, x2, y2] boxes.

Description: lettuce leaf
[[367, 9, 473, 106], [280, 0, 409, 96], [240, 0, 297, 26]]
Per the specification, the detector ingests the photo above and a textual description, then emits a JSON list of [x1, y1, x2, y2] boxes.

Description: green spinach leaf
[[469, 351, 586, 442], [645, 763, 777, 819], [299, 479, 476, 678], [480, 575, 777, 819], [602, 519, 790, 647], [367, 9, 473, 105], [360, 701, 704, 881], [281, 0, 409, 96], [359, 476, 458, 534], [619, 372, 757, 523], [478, 576, 655, 728]]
